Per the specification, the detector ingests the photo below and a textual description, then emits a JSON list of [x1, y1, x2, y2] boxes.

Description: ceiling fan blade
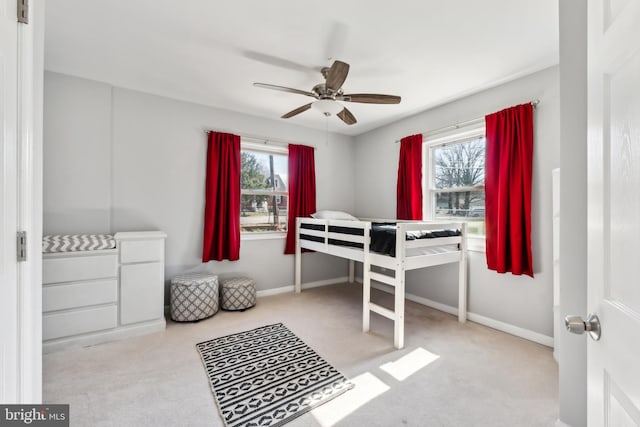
[[243, 51, 315, 75], [340, 93, 401, 104], [253, 83, 316, 98], [282, 103, 312, 119], [337, 107, 357, 125], [325, 60, 350, 91]]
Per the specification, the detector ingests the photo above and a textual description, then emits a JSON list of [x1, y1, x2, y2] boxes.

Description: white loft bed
[[294, 218, 468, 349]]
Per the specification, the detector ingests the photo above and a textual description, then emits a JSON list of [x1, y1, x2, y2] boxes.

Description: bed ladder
[[362, 224, 406, 349], [362, 222, 469, 350]]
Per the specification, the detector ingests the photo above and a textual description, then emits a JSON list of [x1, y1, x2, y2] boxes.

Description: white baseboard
[[208, 275, 554, 348], [555, 419, 572, 427], [466, 312, 554, 347], [164, 277, 350, 308], [404, 291, 459, 317], [256, 286, 294, 297], [361, 277, 554, 348], [256, 276, 349, 298]]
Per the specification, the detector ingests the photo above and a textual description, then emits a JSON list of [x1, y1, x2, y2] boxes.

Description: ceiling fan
[[253, 60, 401, 125]]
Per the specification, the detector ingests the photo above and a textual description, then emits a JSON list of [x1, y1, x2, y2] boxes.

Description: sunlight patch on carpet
[[379, 347, 440, 381], [311, 372, 390, 426]]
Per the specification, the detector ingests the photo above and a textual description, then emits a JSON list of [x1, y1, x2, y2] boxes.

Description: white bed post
[[458, 222, 468, 322], [394, 223, 406, 349], [362, 223, 372, 333], [348, 260, 355, 284], [295, 218, 302, 293]]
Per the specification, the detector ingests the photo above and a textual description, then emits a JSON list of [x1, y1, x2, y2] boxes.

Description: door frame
[[13, 0, 44, 403], [557, 0, 589, 426]]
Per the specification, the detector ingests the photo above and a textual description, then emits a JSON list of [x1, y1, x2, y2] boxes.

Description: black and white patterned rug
[[196, 323, 354, 427]]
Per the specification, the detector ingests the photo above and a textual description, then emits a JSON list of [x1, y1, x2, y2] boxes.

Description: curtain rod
[[394, 99, 540, 144], [203, 129, 306, 148]]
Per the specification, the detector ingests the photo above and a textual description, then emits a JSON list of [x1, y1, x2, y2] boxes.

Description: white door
[[0, 0, 42, 403], [0, 0, 21, 403], [587, 0, 640, 425]]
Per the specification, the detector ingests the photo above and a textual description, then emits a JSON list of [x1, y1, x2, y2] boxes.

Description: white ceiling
[[44, 0, 558, 136]]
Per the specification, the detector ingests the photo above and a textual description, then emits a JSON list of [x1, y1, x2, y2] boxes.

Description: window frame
[[423, 122, 487, 250], [240, 141, 289, 239]]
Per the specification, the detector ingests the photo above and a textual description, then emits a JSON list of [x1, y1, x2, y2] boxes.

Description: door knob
[[564, 313, 601, 341]]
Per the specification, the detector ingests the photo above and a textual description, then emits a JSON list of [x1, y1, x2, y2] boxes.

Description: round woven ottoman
[[170, 273, 219, 322], [220, 277, 256, 311]]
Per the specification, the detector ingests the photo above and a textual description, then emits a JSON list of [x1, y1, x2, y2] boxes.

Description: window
[[240, 141, 288, 234], [425, 124, 486, 236]]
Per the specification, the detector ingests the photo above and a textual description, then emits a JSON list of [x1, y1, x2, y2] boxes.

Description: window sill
[[241, 232, 286, 241], [466, 235, 486, 253]]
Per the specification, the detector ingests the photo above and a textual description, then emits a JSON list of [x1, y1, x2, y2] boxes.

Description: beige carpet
[[43, 283, 558, 427]]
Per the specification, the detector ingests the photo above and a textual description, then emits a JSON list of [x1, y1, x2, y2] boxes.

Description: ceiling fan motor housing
[[312, 83, 341, 100]]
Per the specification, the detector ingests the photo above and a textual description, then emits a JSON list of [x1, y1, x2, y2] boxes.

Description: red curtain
[[485, 103, 534, 277], [202, 131, 241, 262], [396, 134, 423, 220], [284, 144, 316, 255]]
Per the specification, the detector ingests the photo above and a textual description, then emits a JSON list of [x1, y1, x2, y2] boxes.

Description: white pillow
[[310, 210, 358, 221]]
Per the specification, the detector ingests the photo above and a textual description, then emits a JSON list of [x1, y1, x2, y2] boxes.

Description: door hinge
[[17, 0, 28, 24], [17, 231, 27, 262]]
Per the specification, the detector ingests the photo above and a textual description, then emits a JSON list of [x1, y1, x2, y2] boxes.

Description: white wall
[[353, 66, 560, 339], [43, 71, 355, 296], [44, 73, 112, 233]]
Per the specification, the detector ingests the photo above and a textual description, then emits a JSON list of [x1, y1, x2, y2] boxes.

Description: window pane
[[240, 194, 288, 233], [241, 148, 288, 233], [433, 137, 485, 190], [241, 150, 288, 191], [434, 190, 485, 235]]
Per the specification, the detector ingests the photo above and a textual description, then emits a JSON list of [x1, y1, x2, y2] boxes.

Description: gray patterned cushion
[[43, 234, 116, 253], [220, 277, 256, 311], [170, 273, 219, 322]]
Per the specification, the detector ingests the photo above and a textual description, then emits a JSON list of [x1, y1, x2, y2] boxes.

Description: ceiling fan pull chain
[[325, 115, 329, 147]]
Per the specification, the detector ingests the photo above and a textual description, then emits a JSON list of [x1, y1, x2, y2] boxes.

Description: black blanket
[[370, 223, 461, 257]]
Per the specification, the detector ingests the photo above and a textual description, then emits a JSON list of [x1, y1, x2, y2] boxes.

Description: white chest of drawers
[[42, 231, 167, 352]]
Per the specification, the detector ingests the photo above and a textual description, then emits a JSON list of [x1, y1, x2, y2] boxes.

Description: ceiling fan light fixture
[[311, 99, 343, 116]]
